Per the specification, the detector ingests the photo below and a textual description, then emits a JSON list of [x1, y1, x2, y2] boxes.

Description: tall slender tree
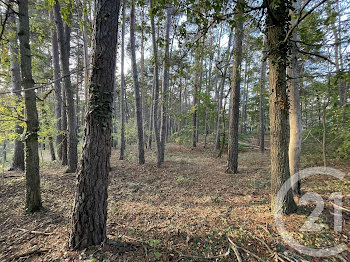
[[69, 0, 120, 249], [159, 5, 172, 166], [215, 29, 233, 150], [130, 0, 145, 164], [330, 0, 345, 106], [259, 37, 267, 153], [81, 0, 90, 119], [9, 9, 24, 171], [149, 0, 161, 162], [50, 11, 63, 161], [140, 6, 147, 147], [119, 0, 126, 160], [18, 0, 42, 212], [61, 89, 68, 165], [266, 0, 297, 214], [288, 0, 302, 195], [192, 43, 200, 148], [227, 0, 244, 174], [53, 0, 78, 173]]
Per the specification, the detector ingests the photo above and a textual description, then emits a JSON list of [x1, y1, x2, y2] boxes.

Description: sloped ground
[[0, 143, 349, 261]]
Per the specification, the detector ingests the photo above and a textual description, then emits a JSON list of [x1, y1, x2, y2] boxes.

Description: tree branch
[[297, 48, 335, 64], [0, 66, 85, 95], [0, 3, 10, 43], [283, 0, 328, 43]]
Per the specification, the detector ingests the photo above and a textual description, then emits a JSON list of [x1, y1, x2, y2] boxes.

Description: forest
[[0, 0, 349, 261]]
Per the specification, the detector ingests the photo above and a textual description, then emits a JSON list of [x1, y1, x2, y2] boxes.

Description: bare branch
[[297, 48, 335, 64], [0, 3, 10, 43], [0, 66, 85, 95]]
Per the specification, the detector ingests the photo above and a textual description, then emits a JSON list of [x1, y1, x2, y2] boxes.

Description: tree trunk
[[288, 3, 302, 195], [213, 25, 223, 139], [204, 54, 212, 148], [178, 78, 183, 131], [217, 101, 227, 158], [49, 137, 56, 161], [148, 71, 155, 150], [69, 0, 120, 249], [140, 7, 147, 148], [112, 79, 118, 149], [119, 0, 126, 160], [322, 102, 327, 167], [215, 30, 233, 150], [130, 0, 145, 164], [195, 50, 204, 144], [267, 0, 297, 215], [18, 0, 42, 212], [9, 10, 24, 171], [50, 12, 63, 161], [3, 141, 7, 164], [241, 60, 248, 134], [330, 0, 345, 106], [53, 0, 78, 173], [76, 53, 81, 134], [227, 1, 244, 174], [61, 88, 68, 165], [192, 44, 200, 148], [259, 38, 267, 153], [158, 5, 172, 166], [82, 1, 90, 122], [150, 0, 161, 163]]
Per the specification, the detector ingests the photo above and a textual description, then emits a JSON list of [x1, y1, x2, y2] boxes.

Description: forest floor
[[0, 141, 349, 262]]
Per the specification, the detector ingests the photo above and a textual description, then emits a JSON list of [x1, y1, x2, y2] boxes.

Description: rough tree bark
[[50, 11, 63, 161], [130, 0, 145, 164], [267, 0, 297, 214], [69, 0, 120, 249], [9, 9, 24, 171], [227, 1, 244, 174], [259, 38, 267, 153], [53, 0, 78, 173], [119, 0, 126, 160], [149, 0, 161, 163], [18, 0, 42, 212], [159, 5, 172, 166]]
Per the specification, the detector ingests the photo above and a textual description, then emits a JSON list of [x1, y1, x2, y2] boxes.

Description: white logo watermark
[[274, 167, 347, 257]]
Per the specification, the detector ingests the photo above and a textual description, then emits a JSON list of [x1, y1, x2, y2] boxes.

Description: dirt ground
[[0, 143, 349, 261]]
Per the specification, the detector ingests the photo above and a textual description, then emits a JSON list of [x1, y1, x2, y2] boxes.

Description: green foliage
[[328, 106, 350, 159], [125, 118, 138, 145], [0, 95, 25, 143], [37, 96, 57, 143], [172, 126, 192, 144], [112, 117, 140, 146], [149, 238, 159, 248], [148, 238, 162, 260]]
